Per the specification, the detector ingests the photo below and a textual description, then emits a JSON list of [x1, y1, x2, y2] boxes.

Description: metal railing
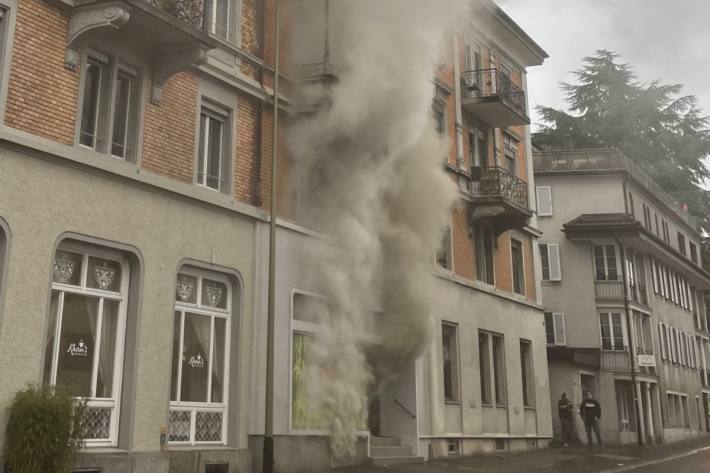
[[472, 166, 529, 210], [150, 0, 207, 30], [533, 148, 700, 230], [393, 398, 416, 419], [460, 68, 527, 118]]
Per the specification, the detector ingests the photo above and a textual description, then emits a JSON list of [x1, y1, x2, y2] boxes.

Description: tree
[[534, 50, 710, 271]]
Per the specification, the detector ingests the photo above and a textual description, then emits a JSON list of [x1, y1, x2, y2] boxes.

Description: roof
[[564, 213, 641, 232], [480, 0, 549, 64]]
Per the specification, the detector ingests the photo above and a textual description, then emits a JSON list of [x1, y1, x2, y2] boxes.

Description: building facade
[[534, 148, 710, 446], [0, 0, 551, 472]]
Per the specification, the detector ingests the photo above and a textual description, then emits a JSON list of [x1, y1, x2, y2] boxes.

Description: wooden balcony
[[601, 350, 631, 371], [460, 68, 529, 127], [470, 166, 532, 234], [594, 280, 648, 307]]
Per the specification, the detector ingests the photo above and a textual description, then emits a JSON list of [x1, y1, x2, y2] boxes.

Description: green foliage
[[534, 50, 710, 270], [4, 385, 86, 473]]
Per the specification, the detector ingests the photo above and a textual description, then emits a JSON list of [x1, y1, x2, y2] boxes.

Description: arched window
[[42, 244, 129, 446], [169, 268, 232, 445]]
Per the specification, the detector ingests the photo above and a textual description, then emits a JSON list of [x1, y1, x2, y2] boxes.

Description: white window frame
[[536, 186, 553, 216], [540, 243, 561, 282], [593, 244, 619, 281], [599, 312, 626, 351], [46, 244, 129, 447], [197, 100, 232, 193], [168, 268, 232, 446], [510, 238, 525, 296], [659, 323, 667, 360], [544, 312, 566, 346]]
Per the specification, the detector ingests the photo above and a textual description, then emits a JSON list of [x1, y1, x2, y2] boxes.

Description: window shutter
[[651, 260, 658, 293], [536, 186, 553, 216], [659, 323, 666, 360], [554, 313, 566, 345], [548, 244, 561, 281]]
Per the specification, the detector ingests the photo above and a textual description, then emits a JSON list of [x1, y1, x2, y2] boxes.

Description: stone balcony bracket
[[65, 2, 131, 70]]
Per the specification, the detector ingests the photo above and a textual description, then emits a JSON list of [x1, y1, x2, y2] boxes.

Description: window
[[627, 192, 635, 217], [79, 49, 141, 161], [432, 88, 447, 137], [654, 213, 659, 236], [479, 331, 491, 405], [659, 323, 667, 360], [206, 0, 232, 40], [511, 239, 524, 295], [469, 128, 487, 169], [436, 223, 453, 271], [475, 226, 495, 285], [503, 134, 517, 175], [642, 203, 652, 230], [662, 220, 670, 244], [544, 312, 566, 346], [169, 269, 231, 445], [290, 293, 328, 430], [594, 245, 618, 280], [479, 331, 506, 406], [599, 312, 625, 350], [539, 243, 561, 281], [442, 323, 460, 402], [198, 102, 231, 192], [42, 246, 129, 446], [690, 242, 698, 264], [678, 233, 686, 256], [520, 340, 534, 408], [536, 186, 553, 217], [616, 381, 636, 431]]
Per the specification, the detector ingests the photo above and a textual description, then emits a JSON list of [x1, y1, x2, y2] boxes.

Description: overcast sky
[[498, 0, 710, 131]]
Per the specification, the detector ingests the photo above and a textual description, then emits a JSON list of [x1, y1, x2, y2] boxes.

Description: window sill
[[524, 406, 536, 411], [445, 400, 461, 405], [167, 445, 234, 451]]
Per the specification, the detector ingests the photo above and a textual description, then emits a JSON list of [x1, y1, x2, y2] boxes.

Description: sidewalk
[[328, 435, 710, 473]]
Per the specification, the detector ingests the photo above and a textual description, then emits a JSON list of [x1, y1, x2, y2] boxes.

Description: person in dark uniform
[[558, 392, 575, 446], [579, 390, 602, 447]]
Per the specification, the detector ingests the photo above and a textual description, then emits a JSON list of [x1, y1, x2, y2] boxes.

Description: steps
[[368, 436, 424, 465]]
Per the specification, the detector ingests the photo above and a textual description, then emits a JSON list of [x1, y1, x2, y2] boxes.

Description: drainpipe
[[263, 0, 280, 471], [616, 233, 644, 447]]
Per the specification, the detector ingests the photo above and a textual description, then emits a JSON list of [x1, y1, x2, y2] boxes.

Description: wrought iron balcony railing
[[472, 166, 529, 210], [149, 0, 206, 29], [461, 68, 527, 119]]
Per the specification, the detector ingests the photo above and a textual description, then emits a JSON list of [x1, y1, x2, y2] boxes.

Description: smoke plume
[[287, 0, 468, 460]]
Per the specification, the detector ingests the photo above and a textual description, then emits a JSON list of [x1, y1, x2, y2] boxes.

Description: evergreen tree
[[534, 50, 710, 270]]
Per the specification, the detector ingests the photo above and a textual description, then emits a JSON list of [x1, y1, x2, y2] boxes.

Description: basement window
[[78, 49, 141, 162], [447, 439, 461, 456]]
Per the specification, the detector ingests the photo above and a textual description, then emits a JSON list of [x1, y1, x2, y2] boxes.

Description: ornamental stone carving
[[65, 2, 131, 70]]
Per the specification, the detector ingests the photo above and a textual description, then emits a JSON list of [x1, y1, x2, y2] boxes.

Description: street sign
[[637, 354, 656, 367]]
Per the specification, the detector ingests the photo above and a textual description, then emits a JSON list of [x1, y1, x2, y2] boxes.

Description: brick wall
[[235, 94, 259, 204], [5, 0, 79, 144], [452, 204, 474, 280], [140, 73, 198, 184]]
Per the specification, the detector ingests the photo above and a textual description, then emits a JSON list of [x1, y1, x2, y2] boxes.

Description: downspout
[[616, 233, 644, 447], [252, 0, 268, 206]]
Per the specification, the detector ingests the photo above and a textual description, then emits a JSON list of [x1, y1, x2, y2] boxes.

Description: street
[[638, 449, 710, 473]]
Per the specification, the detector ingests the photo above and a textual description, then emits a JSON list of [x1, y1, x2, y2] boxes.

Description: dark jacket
[[579, 398, 601, 422], [558, 398, 573, 420]]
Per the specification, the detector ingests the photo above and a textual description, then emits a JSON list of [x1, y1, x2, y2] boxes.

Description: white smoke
[[287, 0, 470, 460]]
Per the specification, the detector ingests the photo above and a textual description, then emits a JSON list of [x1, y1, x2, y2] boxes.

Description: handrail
[[393, 398, 416, 419], [472, 166, 529, 210], [460, 68, 527, 117]]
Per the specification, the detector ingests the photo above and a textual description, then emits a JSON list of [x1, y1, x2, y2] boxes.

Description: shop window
[[616, 381, 636, 431], [169, 269, 232, 445], [42, 245, 129, 446]]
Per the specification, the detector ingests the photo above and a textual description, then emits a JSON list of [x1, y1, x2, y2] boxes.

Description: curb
[[599, 445, 710, 473]]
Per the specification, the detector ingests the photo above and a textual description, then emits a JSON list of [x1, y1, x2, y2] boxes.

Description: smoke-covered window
[[436, 223, 452, 271], [442, 323, 460, 402], [432, 86, 449, 138], [475, 227, 495, 285]]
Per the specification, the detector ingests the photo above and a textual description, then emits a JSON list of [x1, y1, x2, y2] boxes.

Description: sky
[[498, 0, 710, 131]]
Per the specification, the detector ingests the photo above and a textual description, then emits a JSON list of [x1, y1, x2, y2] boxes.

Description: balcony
[[533, 148, 700, 230], [460, 68, 529, 127], [471, 166, 532, 234], [48, 0, 217, 102], [594, 280, 648, 307], [601, 350, 631, 371]]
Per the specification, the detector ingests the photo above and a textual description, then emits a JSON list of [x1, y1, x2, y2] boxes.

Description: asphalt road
[[635, 449, 710, 472]]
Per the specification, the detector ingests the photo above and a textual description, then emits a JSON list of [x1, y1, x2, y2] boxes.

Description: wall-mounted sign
[[188, 353, 205, 369], [637, 354, 656, 367]]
